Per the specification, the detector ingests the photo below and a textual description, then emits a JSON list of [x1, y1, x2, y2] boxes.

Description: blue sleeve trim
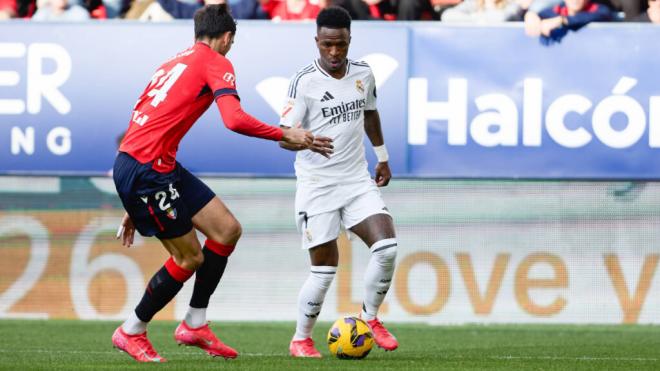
[[213, 88, 239, 100]]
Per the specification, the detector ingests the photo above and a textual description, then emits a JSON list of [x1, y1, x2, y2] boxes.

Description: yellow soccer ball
[[327, 316, 374, 359]]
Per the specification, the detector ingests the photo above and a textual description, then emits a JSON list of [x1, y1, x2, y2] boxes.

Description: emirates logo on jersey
[[321, 99, 366, 118], [223, 72, 235, 86]]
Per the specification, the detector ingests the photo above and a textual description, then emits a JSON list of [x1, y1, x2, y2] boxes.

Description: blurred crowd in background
[[0, 0, 657, 42]]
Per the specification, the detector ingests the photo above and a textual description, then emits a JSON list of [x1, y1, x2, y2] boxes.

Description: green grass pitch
[[0, 320, 658, 370]]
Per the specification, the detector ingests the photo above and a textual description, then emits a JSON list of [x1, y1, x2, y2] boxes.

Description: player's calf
[[362, 238, 397, 320], [360, 239, 398, 351], [134, 257, 195, 323]]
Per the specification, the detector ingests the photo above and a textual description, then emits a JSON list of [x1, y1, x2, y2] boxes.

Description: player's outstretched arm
[[364, 109, 391, 187], [216, 95, 313, 147]]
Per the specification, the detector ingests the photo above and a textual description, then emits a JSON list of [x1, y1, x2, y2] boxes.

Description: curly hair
[[316, 6, 352, 31]]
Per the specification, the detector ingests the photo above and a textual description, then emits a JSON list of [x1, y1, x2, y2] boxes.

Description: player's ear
[[223, 32, 232, 44], [221, 32, 234, 53]]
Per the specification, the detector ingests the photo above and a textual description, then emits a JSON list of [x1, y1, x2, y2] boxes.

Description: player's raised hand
[[281, 126, 313, 148], [310, 136, 334, 158], [374, 161, 391, 187], [116, 212, 136, 248]]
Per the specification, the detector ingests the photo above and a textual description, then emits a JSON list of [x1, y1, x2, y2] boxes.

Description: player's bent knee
[[215, 219, 241, 244], [204, 220, 242, 246], [205, 238, 236, 257], [370, 238, 398, 264], [180, 250, 205, 271], [227, 219, 242, 241]]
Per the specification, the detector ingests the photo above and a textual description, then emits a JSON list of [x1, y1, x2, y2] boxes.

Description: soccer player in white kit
[[279, 6, 399, 358]]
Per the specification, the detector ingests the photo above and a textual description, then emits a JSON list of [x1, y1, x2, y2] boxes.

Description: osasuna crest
[[166, 207, 177, 220], [355, 80, 364, 94]]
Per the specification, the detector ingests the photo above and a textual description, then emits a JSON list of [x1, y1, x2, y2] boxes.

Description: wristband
[[373, 144, 389, 163]]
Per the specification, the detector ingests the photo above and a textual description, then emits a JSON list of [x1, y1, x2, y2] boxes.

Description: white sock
[[184, 306, 207, 329], [122, 311, 148, 335], [362, 238, 397, 321], [293, 265, 337, 341]]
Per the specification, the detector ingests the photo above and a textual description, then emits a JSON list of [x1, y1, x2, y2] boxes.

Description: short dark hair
[[194, 4, 237, 40], [316, 6, 351, 31]]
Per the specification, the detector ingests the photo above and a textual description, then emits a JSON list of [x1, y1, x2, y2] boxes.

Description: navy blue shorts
[[113, 152, 215, 239]]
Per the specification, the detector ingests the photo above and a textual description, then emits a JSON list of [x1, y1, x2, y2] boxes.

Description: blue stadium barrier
[[0, 22, 658, 178]]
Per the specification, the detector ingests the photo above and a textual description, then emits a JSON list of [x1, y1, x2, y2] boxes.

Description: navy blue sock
[[189, 240, 234, 308], [135, 257, 193, 322]]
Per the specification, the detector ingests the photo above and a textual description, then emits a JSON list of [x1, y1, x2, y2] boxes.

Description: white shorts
[[295, 180, 390, 249]]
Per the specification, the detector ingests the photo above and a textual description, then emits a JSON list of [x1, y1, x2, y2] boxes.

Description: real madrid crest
[[356, 80, 364, 94]]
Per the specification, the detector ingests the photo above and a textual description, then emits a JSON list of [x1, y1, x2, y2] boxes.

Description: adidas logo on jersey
[[320, 91, 335, 102]]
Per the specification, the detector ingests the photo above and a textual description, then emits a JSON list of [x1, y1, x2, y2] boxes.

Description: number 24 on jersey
[[131, 63, 188, 126]]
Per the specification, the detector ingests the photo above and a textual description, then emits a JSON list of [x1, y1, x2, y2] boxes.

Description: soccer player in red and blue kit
[[111, 5, 313, 363]]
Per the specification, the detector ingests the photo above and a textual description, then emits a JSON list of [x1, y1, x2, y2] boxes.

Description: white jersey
[[280, 59, 377, 187]]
